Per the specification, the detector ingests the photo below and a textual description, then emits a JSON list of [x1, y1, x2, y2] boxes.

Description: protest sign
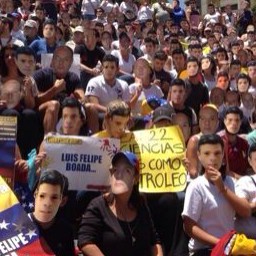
[[121, 126, 187, 193], [0, 116, 17, 189], [0, 176, 54, 256], [42, 135, 120, 191]]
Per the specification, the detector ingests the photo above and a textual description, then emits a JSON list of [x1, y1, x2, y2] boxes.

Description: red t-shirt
[[220, 132, 249, 176]]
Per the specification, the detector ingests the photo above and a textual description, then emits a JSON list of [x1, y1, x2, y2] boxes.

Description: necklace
[[117, 206, 138, 246], [126, 218, 137, 245]]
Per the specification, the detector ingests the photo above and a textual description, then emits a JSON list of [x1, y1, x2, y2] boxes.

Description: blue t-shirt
[[29, 38, 58, 62]]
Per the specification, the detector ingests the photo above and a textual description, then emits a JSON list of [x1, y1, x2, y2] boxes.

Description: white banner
[[42, 135, 120, 191]]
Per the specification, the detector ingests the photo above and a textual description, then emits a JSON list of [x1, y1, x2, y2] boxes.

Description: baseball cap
[[24, 19, 38, 29], [112, 151, 140, 174], [73, 25, 84, 33], [204, 27, 212, 31], [152, 105, 176, 123], [247, 25, 255, 33], [7, 12, 21, 21]]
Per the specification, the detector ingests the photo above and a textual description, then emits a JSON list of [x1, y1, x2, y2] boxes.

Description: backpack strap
[[250, 176, 256, 187]]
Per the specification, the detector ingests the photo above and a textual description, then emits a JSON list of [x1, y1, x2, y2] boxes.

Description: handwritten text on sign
[[121, 126, 187, 193]]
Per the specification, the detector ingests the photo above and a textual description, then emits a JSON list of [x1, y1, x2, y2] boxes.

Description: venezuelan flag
[[0, 176, 54, 256]]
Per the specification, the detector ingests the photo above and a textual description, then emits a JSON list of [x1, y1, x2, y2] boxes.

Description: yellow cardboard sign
[[121, 126, 187, 193]]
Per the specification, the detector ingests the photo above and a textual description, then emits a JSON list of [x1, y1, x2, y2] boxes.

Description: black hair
[[186, 56, 199, 66], [118, 31, 130, 41], [102, 54, 119, 67], [34, 169, 68, 196], [101, 30, 112, 39], [169, 39, 183, 50], [144, 36, 157, 46], [0, 44, 19, 77], [70, 14, 81, 20], [224, 106, 243, 120], [224, 90, 241, 104], [15, 46, 36, 59], [188, 43, 202, 50], [43, 18, 57, 29], [208, 3, 215, 7], [248, 143, 256, 158], [35, 4, 45, 12], [95, 22, 104, 28], [217, 70, 229, 80], [147, 29, 157, 35], [62, 96, 85, 119], [230, 40, 240, 47], [1, 17, 13, 32], [236, 73, 251, 85], [230, 59, 241, 67], [172, 48, 187, 58], [198, 134, 224, 151], [198, 134, 226, 179], [201, 54, 217, 76], [154, 50, 168, 61], [247, 60, 256, 68], [216, 47, 229, 60], [170, 78, 186, 88]]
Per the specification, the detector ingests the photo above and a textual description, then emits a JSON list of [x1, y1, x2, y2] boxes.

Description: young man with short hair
[[188, 44, 203, 60], [168, 78, 198, 134], [185, 56, 209, 117], [74, 28, 105, 89], [248, 61, 256, 97], [186, 104, 219, 179], [86, 54, 131, 113], [29, 19, 58, 62], [32, 169, 75, 256], [153, 50, 172, 88], [219, 106, 250, 178], [235, 143, 256, 239], [171, 48, 187, 78], [182, 134, 250, 256], [94, 100, 131, 139]]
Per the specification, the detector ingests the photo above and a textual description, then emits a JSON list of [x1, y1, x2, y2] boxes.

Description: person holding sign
[[94, 100, 131, 139], [182, 134, 250, 256], [76, 100, 131, 216], [146, 105, 190, 255], [78, 151, 163, 256]]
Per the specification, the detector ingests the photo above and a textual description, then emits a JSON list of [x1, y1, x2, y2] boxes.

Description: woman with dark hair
[[215, 47, 229, 71], [0, 44, 20, 82], [201, 55, 217, 92], [78, 151, 163, 256], [216, 71, 230, 92]]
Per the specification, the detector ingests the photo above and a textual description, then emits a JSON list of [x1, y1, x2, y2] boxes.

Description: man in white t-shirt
[[182, 134, 250, 255], [235, 143, 256, 239], [85, 54, 131, 113], [203, 3, 221, 25]]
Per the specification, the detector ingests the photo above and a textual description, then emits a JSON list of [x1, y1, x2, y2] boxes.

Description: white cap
[[73, 26, 84, 33], [24, 19, 38, 30]]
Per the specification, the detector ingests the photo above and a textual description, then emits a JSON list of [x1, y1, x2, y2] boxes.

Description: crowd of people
[[1, 0, 256, 255]]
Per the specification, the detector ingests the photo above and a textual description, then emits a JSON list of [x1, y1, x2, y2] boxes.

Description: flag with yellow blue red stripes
[[0, 176, 54, 256]]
